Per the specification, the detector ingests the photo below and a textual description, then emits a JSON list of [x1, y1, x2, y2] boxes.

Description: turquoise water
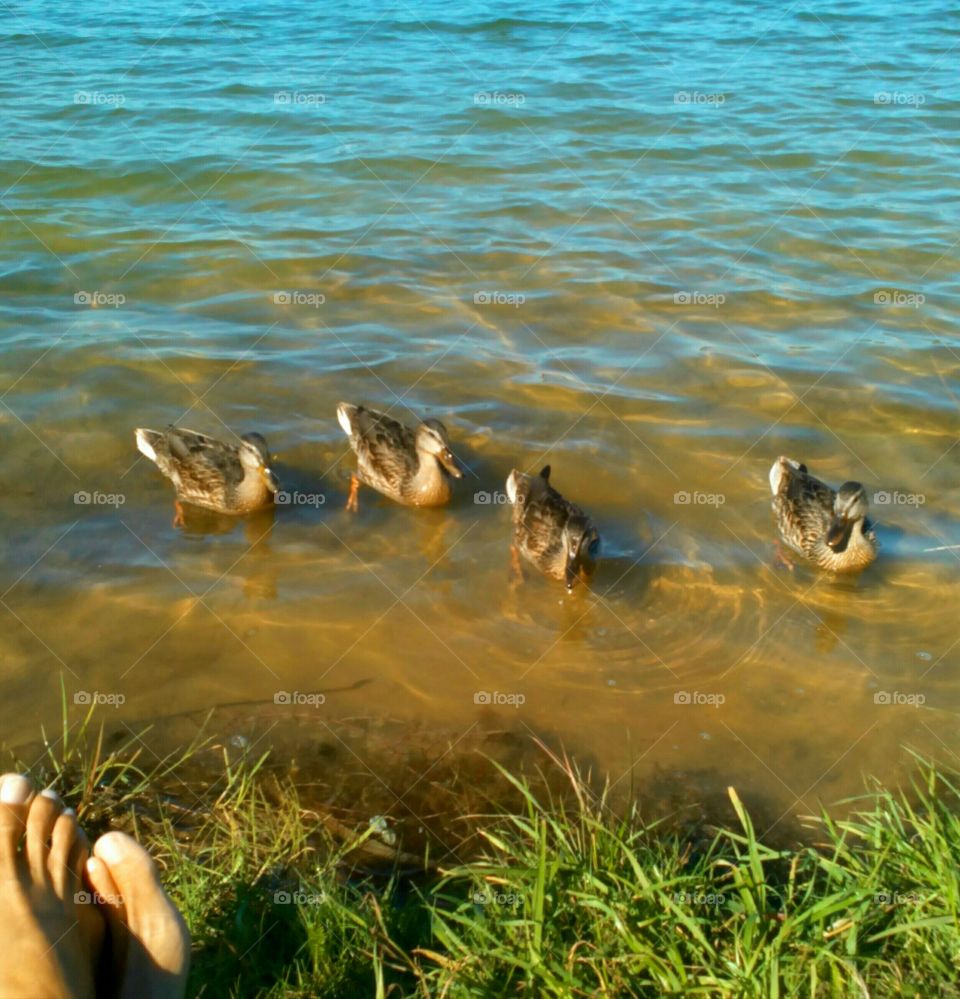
[[2, 0, 959, 824]]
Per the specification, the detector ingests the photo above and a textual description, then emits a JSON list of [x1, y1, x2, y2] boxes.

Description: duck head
[[826, 481, 868, 552], [562, 513, 600, 592], [416, 419, 462, 478], [240, 433, 280, 493]]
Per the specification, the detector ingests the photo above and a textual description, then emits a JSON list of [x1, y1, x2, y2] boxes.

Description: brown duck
[[337, 403, 462, 511], [135, 426, 279, 523], [506, 465, 600, 592], [769, 456, 878, 572]]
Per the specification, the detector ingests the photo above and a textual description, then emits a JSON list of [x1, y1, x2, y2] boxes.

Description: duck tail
[[135, 427, 163, 463], [336, 402, 358, 438], [769, 455, 793, 496]]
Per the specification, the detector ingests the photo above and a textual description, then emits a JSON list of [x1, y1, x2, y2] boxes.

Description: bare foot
[[86, 831, 189, 999], [0, 773, 103, 999]]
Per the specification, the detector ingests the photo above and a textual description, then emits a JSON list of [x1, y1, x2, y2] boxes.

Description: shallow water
[[2, 0, 959, 830]]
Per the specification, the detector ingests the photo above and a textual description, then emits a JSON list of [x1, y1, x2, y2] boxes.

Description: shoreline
[[6, 696, 957, 996]]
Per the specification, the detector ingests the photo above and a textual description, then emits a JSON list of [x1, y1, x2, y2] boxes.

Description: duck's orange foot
[[173, 499, 185, 528], [509, 544, 524, 586], [345, 474, 360, 513], [774, 540, 795, 572]]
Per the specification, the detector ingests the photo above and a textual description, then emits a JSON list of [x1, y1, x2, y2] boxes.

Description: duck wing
[[774, 462, 835, 555], [140, 427, 242, 508], [516, 478, 576, 573], [341, 405, 419, 493], [166, 427, 244, 483]]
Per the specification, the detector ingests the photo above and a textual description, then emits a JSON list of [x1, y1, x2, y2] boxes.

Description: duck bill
[[262, 467, 280, 493], [826, 515, 852, 551], [439, 449, 463, 479], [565, 556, 584, 593]]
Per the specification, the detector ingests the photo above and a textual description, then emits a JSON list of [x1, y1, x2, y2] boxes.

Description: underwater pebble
[[699, 732, 712, 741], [229, 734, 249, 750], [368, 815, 397, 846], [607, 679, 616, 686], [917, 651, 933, 662]]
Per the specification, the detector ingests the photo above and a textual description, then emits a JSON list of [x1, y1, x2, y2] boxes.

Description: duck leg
[[510, 544, 524, 585], [173, 499, 185, 528], [773, 540, 795, 572], [345, 473, 360, 513]]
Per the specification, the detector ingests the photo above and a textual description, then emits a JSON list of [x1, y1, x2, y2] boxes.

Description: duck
[[135, 426, 279, 523], [769, 456, 878, 572], [506, 465, 600, 592], [336, 403, 462, 510]]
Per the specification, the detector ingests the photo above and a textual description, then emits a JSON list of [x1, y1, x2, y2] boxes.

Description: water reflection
[[1, 0, 958, 821]]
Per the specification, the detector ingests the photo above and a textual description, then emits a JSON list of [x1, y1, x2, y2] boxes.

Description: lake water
[[2, 0, 959, 834]]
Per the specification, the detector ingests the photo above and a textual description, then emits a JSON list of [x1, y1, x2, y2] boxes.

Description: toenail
[[0, 774, 32, 804], [63, 807, 76, 818], [95, 832, 126, 864], [40, 788, 61, 801]]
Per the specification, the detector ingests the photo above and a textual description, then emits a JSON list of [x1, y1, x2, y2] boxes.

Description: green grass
[[10, 696, 960, 997]]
